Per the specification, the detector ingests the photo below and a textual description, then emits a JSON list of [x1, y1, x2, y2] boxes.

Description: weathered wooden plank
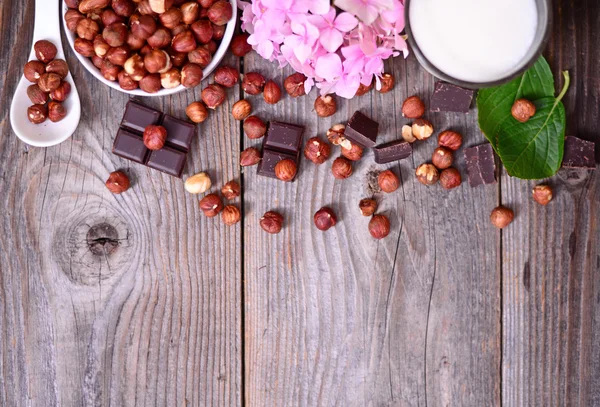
[[243, 47, 501, 405], [0, 1, 242, 405], [502, 0, 600, 405]]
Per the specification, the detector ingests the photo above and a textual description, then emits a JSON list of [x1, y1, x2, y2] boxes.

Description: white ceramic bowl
[[62, 0, 237, 96]]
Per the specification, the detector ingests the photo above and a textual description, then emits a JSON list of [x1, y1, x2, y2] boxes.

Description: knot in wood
[[86, 223, 119, 256]]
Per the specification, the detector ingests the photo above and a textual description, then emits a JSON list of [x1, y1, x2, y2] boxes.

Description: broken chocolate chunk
[[430, 81, 474, 113], [344, 111, 379, 148], [464, 143, 496, 187], [373, 140, 412, 164], [562, 136, 596, 169]]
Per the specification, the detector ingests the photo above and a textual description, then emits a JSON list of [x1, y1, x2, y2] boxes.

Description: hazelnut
[[207, 0, 233, 25], [38, 73, 62, 92], [222, 205, 241, 225], [103, 22, 128, 47], [511, 99, 536, 123], [191, 20, 213, 44], [27, 84, 48, 105], [212, 24, 226, 41], [79, 0, 110, 14], [149, 0, 174, 13], [199, 193, 223, 217], [314, 207, 337, 231], [170, 51, 188, 68], [172, 30, 197, 53], [314, 95, 336, 117], [45, 101, 65, 123], [34, 40, 57, 63], [231, 33, 252, 57], [181, 63, 203, 88], [283, 73, 306, 97], [240, 147, 261, 166], [188, 47, 212, 67], [100, 60, 121, 81], [118, 71, 138, 90], [199, 0, 216, 7], [123, 54, 146, 80], [263, 80, 282, 104], [331, 157, 352, 179], [214, 66, 239, 88], [64, 0, 79, 8], [181, 2, 200, 25], [304, 137, 331, 164], [490, 206, 514, 229], [171, 23, 188, 37], [139, 73, 162, 93], [112, 0, 136, 17], [326, 124, 346, 145], [50, 81, 72, 101], [160, 68, 182, 88], [438, 130, 463, 151], [45, 59, 69, 79], [74, 38, 95, 57], [93, 35, 110, 57], [341, 142, 363, 161], [106, 46, 130, 66], [415, 163, 439, 186], [412, 119, 434, 140], [91, 55, 104, 69], [159, 8, 182, 29], [532, 184, 553, 206], [401, 95, 425, 119], [144, 49, 172, 73], [242, 72, 265, 95], [186, 101, 209, 123], [274, 159, 297, 182], [232, 100, 252, 120], [184, 172, 212, 194], [102, 9, 124, 26], [401, 124, 416, 143], [137, 0, 156, 15], [439, 168, 462, 190], [143, 125, 168, 150], [24, 60, 46, 83], [355, 81, 373, 97], [65, 9, 85, 32], [201, 84, 227, 109], [378, 170, 400, 193], [243, 116, 267, 139], [369, 215, 391, 239], [105, 170, 130, 194], [204, 41, 217, 54], [221, 180, 241, 200], [260, 211, 283, 234], [76, 18, 99, 40], [431, 147, 454, 170], [146, 28, 171, 49], [378, 73, 395, 93], [359, 198, 377, 217], [27, 104, 47, 124]]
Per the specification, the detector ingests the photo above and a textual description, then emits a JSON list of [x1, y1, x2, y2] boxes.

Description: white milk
[[409, 0, 538, 83]]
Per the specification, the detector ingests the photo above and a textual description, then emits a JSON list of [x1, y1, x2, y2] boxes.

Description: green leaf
[[477, 57, 570, 179]]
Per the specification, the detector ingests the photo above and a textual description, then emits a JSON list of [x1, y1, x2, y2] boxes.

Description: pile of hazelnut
[[64, 0, 234, 92], [24, 40, 71, 124]]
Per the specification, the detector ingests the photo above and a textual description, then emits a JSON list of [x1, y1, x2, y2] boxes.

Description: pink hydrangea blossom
[[238, 0, 408, 99]]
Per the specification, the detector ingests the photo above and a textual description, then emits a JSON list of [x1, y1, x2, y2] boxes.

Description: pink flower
[[334, 0, 394, 25], [283, 20, 320, 63], [308, 7, 358, 52]]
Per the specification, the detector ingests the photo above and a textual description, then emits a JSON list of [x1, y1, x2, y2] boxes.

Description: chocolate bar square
[[257, 149, 298, 180], [147, 146, 187, 177], [430, 81, 474, 113], [112, 128, 149, 164], [121, 101, 162, 133], [562, 136, 596, 169], [344, 111, 379, 148], [161, 114, 195, 152], [464, 143, 497, 187], [373, 140, 412, 164], [263, 121, 304, 154]]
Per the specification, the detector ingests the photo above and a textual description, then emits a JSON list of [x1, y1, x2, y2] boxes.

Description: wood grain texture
[[0, 2, 242, 405], [243, 52, 500, 406], [502, 0, 600, 405]]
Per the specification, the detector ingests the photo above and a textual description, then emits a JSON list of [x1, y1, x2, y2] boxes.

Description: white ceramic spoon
[[10, 0, 81, 147]]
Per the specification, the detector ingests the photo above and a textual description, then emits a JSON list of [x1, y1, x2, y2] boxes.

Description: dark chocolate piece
[[430, 81, 474, 113], [112, 128, 149, 164], [464, 143, 496, 187], [263, 121, 304, 154], [121, 100, 161, 133], [562, 136, 596, 169], [373, 140, 412, 164], [161, 114, 195, 152], [113, 100, 196, 178], [344, 111, 379, 148], [147, 146, 187, 177], [257, 149, 297, 179]]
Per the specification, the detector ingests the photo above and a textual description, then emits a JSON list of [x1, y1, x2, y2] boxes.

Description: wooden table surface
[[1, 0, 599, 406]]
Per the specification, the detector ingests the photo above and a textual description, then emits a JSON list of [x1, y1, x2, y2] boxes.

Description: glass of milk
[[405, 0, 551, 88]]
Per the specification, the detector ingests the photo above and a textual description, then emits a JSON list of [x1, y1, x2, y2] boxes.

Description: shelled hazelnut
[[304, 137, 331, 164], [242, 72, 266, 95], [160, 68, 182, 88], [284, 73, 306, 97], [106, 46, 131, 66], [260, 211, 283, 234], [532, 184, 553, 205], [439, 168, 462, 189], [402, 95, 425, 119], [103, 22, 128, 47], [65, 9, 85, 32], [378, 73, 395, 93], [124, 54, 146, 81], [355, 81, 373, 97], [139, 73, 161, 93], [34, 40, 57, 63], [263, 80, 281, 104], [77, 18, 100, 40], [416, 163, 439, 186], [130, 16, 157, 40], [240, 147, 261, 166], [27, 85, 48, 105], [212, 24, 226, 41], [207, 1, 233, 25], [341, 142, 363, 161], [172, 30, 197, 53], [184, 172, 212, 194], [46, 60, 69, 78], [314, 95, 336, 117], [105, 170, 130, 194], [243, 116, 267, 139], [369, 214, 390, 239], [181, 2, 199, 25], [38, 73, 61, 92], [214, 65, 239, 88], [201, 84, 226, 109], [188, 47, 212, 67], [191, 20, 213, 44], [431, 147, 454, 170], [511, 99, 536, 123], [438, 130, 463, 150], [359, 198, 377, 217], [401, 125, 416, 143], [27, 104, 47, 124], [221, 180, 241, 200], [274, 159, 297, 182], [412, 119, 434, 140], [144, 50, 171, 74], [490, 206, 514, 229], [326, 124, 346, 145], [50, 81, 71, 101], [186, 101, 208, 123], [101, 60, 120, 81], [222, 205, 241, 225], [199, 193, 224, 217], [143, 125, 167, 150], [47, 101, 67, 122], [232, 100, 252, 120], [331, 157, 352, 179], [24, 60, 46, 83], [231, 33, 252, 57], [118, 71, 138, 90], [314, 207, 337, 231], [378, 170, 400, 193]]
